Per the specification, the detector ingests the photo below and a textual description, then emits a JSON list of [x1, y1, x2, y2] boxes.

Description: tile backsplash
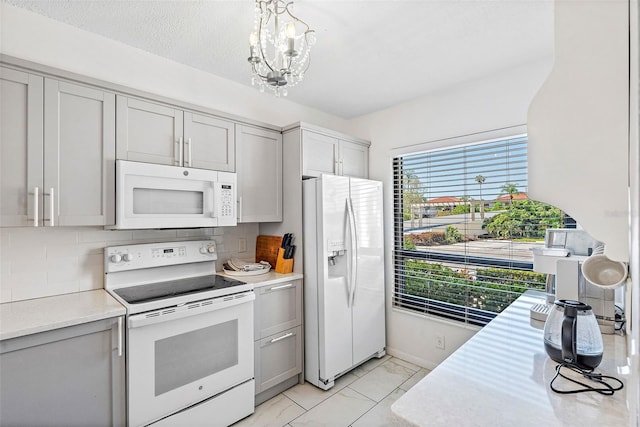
[[0, 224, 259, 303]]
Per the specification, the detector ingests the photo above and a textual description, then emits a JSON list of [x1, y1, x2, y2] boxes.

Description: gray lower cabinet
[[253, 279, 303, 404], [0, 317, 125, 427]]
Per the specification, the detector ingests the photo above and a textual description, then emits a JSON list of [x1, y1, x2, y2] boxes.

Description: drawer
[[254, 325, 302, 394], [254, 280, 302, 339]]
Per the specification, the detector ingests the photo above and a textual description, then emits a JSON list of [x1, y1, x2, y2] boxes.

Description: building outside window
[[392, 134, 566, 326]]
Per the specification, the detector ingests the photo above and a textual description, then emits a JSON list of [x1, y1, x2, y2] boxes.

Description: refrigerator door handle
[[347, 197, 358, 307]]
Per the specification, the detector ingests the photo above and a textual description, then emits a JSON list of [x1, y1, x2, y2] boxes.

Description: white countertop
[[217, 270, 303, 288], [391, 291, 631, 426], [0, 289, 126, 341]]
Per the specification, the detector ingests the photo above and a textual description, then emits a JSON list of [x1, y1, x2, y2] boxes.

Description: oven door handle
[[128, 291, 255, 328]]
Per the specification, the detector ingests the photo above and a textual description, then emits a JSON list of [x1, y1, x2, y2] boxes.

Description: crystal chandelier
[[247, 0, 316, 97]]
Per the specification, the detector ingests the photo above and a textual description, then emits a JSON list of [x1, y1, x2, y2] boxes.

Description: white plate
[[223, 267, 271, 276]]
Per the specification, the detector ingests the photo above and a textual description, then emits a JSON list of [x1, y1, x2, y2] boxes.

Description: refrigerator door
[[318, 174, 354, 380], [349, 177, 386, 365]]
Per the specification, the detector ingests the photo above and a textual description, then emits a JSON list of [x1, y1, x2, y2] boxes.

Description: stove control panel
[[105, 240, 218, 273]]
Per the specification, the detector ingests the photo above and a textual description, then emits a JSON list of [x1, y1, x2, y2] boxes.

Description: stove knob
[[122, 253, 132, 262], [110, 254, 122, 263], [207, 245, 216, 254]]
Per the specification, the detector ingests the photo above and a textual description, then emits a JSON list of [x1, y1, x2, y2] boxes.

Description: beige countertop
[[391, 291, 631, 426], [0, 290, 125, 341]]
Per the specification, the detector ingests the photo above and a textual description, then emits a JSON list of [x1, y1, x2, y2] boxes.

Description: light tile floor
[[233, 355, 430, 427]]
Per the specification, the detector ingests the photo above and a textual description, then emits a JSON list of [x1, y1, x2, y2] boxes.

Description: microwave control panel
[[215, 172, 237, 226], [219, 184, 234, 218]]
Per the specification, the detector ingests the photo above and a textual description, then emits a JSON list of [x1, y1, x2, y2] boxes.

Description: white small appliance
[[303, 174, 386, 390], [531, 228, 616, 333], [104, 240, 254, 427], [112, 160, 237, 229]]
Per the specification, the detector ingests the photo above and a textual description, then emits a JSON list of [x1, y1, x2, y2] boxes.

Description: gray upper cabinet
[[339, 139, 369, 178], [117, 96, 235, 172], [0, 68, 115, 227], [44, 79, 115, 226], [0, 316, 126, 427], [236, 125, 282, 222], [0, 67, 44, 227], [300, 128, 369, 179], [184, 112, 235, 171], [301, 130, 338, 177]]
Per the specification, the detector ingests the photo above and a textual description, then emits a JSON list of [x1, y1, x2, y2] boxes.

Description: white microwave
[[112, 160, 237, 229]]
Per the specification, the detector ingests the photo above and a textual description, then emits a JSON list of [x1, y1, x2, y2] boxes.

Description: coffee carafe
[[543, 300, 604, 369]]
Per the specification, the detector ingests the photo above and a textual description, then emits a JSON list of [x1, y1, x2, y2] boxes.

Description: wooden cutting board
[[255, 235, 282, 268]]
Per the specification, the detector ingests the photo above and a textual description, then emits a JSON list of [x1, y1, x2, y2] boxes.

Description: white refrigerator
[[303, 174, 386, 390]]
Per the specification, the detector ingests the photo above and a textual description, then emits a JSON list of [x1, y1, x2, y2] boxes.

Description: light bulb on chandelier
[[247, 0, 315, 96]]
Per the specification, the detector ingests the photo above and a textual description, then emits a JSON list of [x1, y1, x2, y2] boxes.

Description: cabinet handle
[[334, 160, 339, 174], [270, 332, 294, 344], [186, 137, 192, 166], [45, 187, 55, 227], [117, 317, 123, 357], [33, 186, 39, 227], [339, 159, 344, 176], [178, 136, 184, 166], [269, 283, 293, 291]]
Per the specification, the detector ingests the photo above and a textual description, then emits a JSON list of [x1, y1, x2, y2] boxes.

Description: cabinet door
[[301, 130, 338, 177], [254, 325, 302, 394], [116, 96, 184, 166], [254, 280, 302, 339], [339, 140, 369, 178], [236, 125, 283, 222], [0, 317, 126, 427], [44, 79, 116, 226], [0, 67, 44, 227], [184, 112, 235, 171]]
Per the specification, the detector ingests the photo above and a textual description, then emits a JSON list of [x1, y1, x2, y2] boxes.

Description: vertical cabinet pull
[[186, 137, 192, 166], [48, 187, 55, 227], [178, 136, 184, 166], [117, 317, 123, 357], [174, 139, 181, 165], [33, 187, 39, 227]]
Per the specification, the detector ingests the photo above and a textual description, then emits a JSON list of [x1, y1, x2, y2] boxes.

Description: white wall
[[349, 59, 554, 368]]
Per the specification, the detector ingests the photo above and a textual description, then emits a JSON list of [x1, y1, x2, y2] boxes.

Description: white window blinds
[[392, 135, 563, 326]]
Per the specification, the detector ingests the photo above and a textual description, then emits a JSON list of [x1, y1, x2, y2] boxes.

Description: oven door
[[127, 291, 254, 427]]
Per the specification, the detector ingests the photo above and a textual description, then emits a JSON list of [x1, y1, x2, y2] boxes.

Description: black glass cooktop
[[114, 275, 247, 304]]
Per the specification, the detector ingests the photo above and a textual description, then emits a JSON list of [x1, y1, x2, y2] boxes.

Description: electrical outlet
[[435, 334, 445, 350], [238, 238, 247, 253]]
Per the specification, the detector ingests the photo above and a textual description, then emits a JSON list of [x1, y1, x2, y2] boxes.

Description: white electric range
[[104, 240, 255, 427]]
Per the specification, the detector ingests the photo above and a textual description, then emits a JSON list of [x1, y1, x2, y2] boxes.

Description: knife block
[[275, 248, 293, 274]]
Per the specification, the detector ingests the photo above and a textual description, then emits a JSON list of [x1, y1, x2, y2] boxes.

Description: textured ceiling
[[4, 0, 554, 119]]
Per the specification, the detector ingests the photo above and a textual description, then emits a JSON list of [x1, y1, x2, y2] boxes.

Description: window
[[392, 134, 564, 326]]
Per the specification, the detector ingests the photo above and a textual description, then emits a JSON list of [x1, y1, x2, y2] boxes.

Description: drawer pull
[[270, 332, 294, 343], [269, 283, 293, 291]]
